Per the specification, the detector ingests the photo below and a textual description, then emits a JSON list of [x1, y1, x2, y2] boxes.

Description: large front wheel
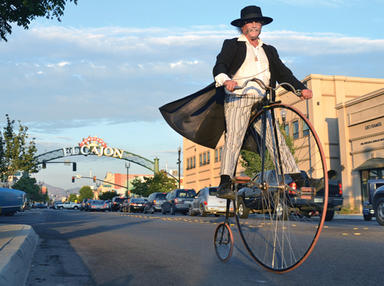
[[235, 103, 328, 272]]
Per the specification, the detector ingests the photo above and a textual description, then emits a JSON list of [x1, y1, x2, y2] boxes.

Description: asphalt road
[[1, 209, 383, 286]]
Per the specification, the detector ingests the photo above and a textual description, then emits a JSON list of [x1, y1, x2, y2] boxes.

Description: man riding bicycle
[[159, 5, 312, 199], [214, 5, 312, 199]]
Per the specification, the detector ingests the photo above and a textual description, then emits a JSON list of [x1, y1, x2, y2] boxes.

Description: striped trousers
[[220, 93, 299, 177]]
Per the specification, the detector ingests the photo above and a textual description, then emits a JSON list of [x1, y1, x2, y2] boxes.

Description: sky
[[1, 0, 384, 190]]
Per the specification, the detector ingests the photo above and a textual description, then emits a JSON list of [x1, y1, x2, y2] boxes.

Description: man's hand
[[224, 80, 238, 92], [300, 89, 313, 100]]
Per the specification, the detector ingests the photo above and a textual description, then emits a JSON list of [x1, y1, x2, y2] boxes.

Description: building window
[[199, 151, 211, 166], [186, 156, 196, 170], [293, 120, 299, 139], [215, 147, 223, 162], [303, 120, 309, 137]]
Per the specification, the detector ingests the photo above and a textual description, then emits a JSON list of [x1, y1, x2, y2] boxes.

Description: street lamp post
[[280, 108, 287, 130], [125, 162, 130, 197], [177, 147, 181, 188]]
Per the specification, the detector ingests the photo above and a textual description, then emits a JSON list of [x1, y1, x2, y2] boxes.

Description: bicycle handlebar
[[224, 77, 302, 97]]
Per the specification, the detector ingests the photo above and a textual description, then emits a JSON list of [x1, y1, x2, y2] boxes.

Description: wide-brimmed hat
[[231, 5, 273, 27]]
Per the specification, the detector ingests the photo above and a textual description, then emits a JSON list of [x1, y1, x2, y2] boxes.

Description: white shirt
[[215, 35, 271, 96]]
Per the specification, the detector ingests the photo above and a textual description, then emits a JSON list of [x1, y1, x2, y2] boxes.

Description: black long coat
[[159, 38, 306, 149]]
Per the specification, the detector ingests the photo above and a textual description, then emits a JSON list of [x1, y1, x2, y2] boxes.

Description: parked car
[[34, 202, 48, 208], [124, 198, 147, 213], [104, 199, 112, 211], [80, 198, 91, 211], [55, 202, 65, 209], [88, 200, 109, 212], [363, 179, 384, 225], [0, 188, 26, 216], [51, 201, 61, 209], [161, 189, 196, 215], [189, 187, 232, 216], [111, 196, 127, 211], [62, 201, 81, 210], [143, 192, 167, 214]]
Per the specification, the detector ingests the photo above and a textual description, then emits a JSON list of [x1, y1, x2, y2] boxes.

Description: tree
[[68, 193, 78, 202], [0, 114, 38, 182], [0, 0, 78, 41], [12, 172, 48, 202], [131, 171, 177, 197], [78, 185, 93, 201], [99, 190, 117, 200]]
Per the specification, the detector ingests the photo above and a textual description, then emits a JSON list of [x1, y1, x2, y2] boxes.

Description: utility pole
[[177, 147, 181, 188], [125, 162, 131, 197]]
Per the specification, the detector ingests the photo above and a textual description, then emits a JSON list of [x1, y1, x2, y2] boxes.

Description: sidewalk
[[0, 224, 39, 286]]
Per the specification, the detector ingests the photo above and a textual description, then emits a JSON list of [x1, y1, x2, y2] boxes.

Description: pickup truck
[[283, 171, 343, 221], [58, 201, 81, 210], [316, 178, 344, 221], [238, 170, 343, 221], [363, 179, 384, 226]]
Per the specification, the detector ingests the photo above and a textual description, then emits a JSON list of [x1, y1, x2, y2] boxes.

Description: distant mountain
[[43, 184, 79, 199], [65, 187, 80, 194]]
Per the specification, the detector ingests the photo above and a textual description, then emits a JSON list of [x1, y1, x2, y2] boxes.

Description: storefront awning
[[354, 158, 384, 171]]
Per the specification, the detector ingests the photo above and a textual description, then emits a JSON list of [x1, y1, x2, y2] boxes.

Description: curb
[[0, 225, 39, 286]]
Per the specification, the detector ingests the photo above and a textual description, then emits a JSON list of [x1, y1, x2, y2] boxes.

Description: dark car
[[161, 189, 196, 215], [143, 192, 167, 214], [88, 200, 109, 212], [125, 198, 147, 213], [111, 196, 127, 211], [80, 198, 91, 211], [363, 179, 384, 225]]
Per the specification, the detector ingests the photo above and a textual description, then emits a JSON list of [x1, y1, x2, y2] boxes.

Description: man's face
[[242, 21, 262, 41]]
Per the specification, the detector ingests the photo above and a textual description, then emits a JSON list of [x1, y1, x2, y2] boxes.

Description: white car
[[61, 201, 81, 210], [189, 187, 234, 216]]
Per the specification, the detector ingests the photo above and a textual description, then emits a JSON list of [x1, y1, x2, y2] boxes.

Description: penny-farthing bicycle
[[214, 78, 328, 273]]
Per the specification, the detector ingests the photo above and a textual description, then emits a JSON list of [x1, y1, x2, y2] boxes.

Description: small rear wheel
[[214, 222, 234, 262]]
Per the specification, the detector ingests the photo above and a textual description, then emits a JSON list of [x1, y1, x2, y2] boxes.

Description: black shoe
[[216, 175, 235, 199]]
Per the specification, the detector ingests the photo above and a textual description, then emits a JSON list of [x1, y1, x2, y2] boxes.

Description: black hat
[[231, 5, 273, 27]]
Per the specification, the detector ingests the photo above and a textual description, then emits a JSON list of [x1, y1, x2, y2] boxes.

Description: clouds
[[1, 24, 383, 135]]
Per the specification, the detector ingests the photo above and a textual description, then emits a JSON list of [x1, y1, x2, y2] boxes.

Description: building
[[183, 74, 384, 211], [96, 172, 154, 197], [336, 88, 384, 211]]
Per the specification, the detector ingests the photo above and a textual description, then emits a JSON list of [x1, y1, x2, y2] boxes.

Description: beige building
[[96, 172, 154, 197], [183, 74, 384, 211], [336, 88, 384, 211]]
